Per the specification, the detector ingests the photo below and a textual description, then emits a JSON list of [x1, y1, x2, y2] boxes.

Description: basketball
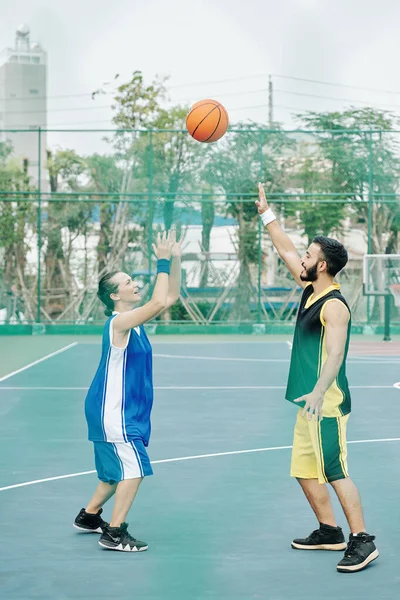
[[186, 99, 229, 143]]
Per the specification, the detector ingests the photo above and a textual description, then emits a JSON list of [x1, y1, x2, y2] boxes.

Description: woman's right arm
[[113, 231, 174, 332]]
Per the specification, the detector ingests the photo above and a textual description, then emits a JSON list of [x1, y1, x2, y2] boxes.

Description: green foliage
[[0, 141, 35, 286], [297, 108, 400, 250]]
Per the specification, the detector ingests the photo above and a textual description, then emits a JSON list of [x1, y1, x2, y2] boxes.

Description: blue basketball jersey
[[85, 314, 153, 445]]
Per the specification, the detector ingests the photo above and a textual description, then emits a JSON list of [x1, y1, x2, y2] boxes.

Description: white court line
[[349, 356, 400, 362], [1, 437, 400, 492], [0, 385, 398, 391], [0, 342, 78, 383], [153, 354, 289, 362], [153, 353, 400, 365]]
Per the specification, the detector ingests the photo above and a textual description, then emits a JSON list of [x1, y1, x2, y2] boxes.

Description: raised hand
[[171, 232, 184, 258], [255, 182, 269, 215], [152, 230, 175, 260]]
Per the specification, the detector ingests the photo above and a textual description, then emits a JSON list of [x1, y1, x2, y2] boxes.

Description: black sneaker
[[73, 508, 108, 533], [292, 523, 347, 550], [337, 533, 379, 572], [98, 522, 148, 552]]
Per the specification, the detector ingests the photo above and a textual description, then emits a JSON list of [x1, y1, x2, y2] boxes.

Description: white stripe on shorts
[[130, 441, 144, 477], [113, 441, 142, 479]]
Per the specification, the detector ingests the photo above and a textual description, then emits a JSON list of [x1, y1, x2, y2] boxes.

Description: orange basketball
[[186, 99, 229, 143]]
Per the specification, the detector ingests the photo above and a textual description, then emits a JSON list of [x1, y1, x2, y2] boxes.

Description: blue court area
[[0, 338, 399, 599]]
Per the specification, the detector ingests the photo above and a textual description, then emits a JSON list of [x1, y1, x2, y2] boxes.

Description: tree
[[85, 153, 125, 272], [0, 141, 35, 317], [298, 108, 400, 252], [206, 126, 292, 320], [45, 149, 88, 316], [298, 108, 400, 321]]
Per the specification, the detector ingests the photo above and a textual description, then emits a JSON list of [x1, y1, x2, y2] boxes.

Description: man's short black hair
[[312, 236, 348, 276]]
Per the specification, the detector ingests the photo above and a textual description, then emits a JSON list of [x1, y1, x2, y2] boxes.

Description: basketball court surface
[[1, 335, 399, 599]]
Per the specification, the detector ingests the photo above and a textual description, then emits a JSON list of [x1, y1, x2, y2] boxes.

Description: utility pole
[[268, 75, 273, 127]]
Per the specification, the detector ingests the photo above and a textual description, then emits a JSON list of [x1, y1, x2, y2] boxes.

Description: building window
[[29, 89, 39, 95], [32, 57, 40, 64]]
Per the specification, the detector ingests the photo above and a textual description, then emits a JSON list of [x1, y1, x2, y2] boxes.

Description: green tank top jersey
[[285, 283, 351, 418]]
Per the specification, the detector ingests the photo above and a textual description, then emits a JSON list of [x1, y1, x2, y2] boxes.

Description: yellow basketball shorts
[[290, 408, 349, 484]]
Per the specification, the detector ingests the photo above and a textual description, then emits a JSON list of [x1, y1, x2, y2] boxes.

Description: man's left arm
[[295, 301, 350, 420]]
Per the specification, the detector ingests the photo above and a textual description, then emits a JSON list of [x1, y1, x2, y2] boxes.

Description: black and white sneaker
[[73, 508, 108, 533], [337, 533, 379, 572], [292, 523, 347, 550], [99, 522, 148, 552]]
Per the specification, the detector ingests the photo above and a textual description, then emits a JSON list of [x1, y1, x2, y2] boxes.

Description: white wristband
[[260, 208, 276, 226]]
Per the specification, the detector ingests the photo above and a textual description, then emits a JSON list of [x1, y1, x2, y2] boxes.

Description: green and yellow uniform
[[287, 283, 351, 483]]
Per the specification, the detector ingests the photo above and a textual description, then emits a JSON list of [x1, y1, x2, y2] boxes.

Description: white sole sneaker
[[292, 541, 347, 551], [73, 523, 103, 533], [337, 549, 379, 572], [98, 540, 148, 552]]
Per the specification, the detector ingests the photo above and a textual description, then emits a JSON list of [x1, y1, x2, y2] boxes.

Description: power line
[[0, 91, 96, 102], [2, 72, 400, 106], [168, 73, 269, 89], [275, 88, 400, 109], [273, 74, 400, 96], [1, 88, 272, 116], [42, 104, 304, 127], [0, 104, 112, 115], [16, 99, 381, 128]]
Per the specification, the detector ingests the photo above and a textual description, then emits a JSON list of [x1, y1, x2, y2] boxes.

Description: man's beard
[[300, 262, 319, 282]]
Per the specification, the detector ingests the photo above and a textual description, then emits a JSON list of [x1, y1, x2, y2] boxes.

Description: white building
[[0, 25, 47, 185]]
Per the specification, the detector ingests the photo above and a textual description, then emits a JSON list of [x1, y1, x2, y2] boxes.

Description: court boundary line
[[153, 353, 400, 364], [1, 437, 400, 492], [0, 385, 398, 391], [0, 342, 79, 383], [153, 354, 289, 363]]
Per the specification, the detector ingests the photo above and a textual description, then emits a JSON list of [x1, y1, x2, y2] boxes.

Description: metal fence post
[[148, 130, 153, 279], [367, 132, 373, 324], [37, 128, 42, 323]]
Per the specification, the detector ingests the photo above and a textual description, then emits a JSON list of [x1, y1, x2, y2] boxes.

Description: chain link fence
[[1, 128, 399, 330]]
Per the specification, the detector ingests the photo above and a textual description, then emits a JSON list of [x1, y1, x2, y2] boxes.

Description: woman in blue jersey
[[73, 230, 181, 552]]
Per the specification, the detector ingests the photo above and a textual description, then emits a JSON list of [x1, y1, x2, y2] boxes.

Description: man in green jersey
[[256, 183, 379, 573]]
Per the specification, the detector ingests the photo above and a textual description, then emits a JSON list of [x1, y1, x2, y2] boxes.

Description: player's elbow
[[166, 294, 179, 307], [152, 298, 167, 313], [328, 349, 345, 363]]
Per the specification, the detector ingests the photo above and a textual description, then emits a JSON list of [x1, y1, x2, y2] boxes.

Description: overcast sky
[[1, 0, 400, 153]]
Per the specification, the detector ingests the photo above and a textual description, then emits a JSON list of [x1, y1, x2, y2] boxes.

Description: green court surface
[[1, 337, 399, 599]]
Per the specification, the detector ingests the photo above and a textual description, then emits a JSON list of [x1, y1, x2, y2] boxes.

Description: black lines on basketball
[[186, 99, 229, 143], [191, 104, 220, 139]]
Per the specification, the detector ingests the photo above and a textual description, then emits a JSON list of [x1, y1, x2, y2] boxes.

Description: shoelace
[[118, 524, 139, 544], [344, 535, 375, 557], [309, 529, 324, 541], [344, 540, 358, 557]]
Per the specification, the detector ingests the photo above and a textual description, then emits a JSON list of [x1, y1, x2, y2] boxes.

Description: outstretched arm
[[164, 235, 183, 309], [113, 231, 175, 332], [255, 183, 305, 288]]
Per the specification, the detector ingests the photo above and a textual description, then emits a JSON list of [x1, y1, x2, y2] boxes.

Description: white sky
[[1, 0, 400, 154]]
